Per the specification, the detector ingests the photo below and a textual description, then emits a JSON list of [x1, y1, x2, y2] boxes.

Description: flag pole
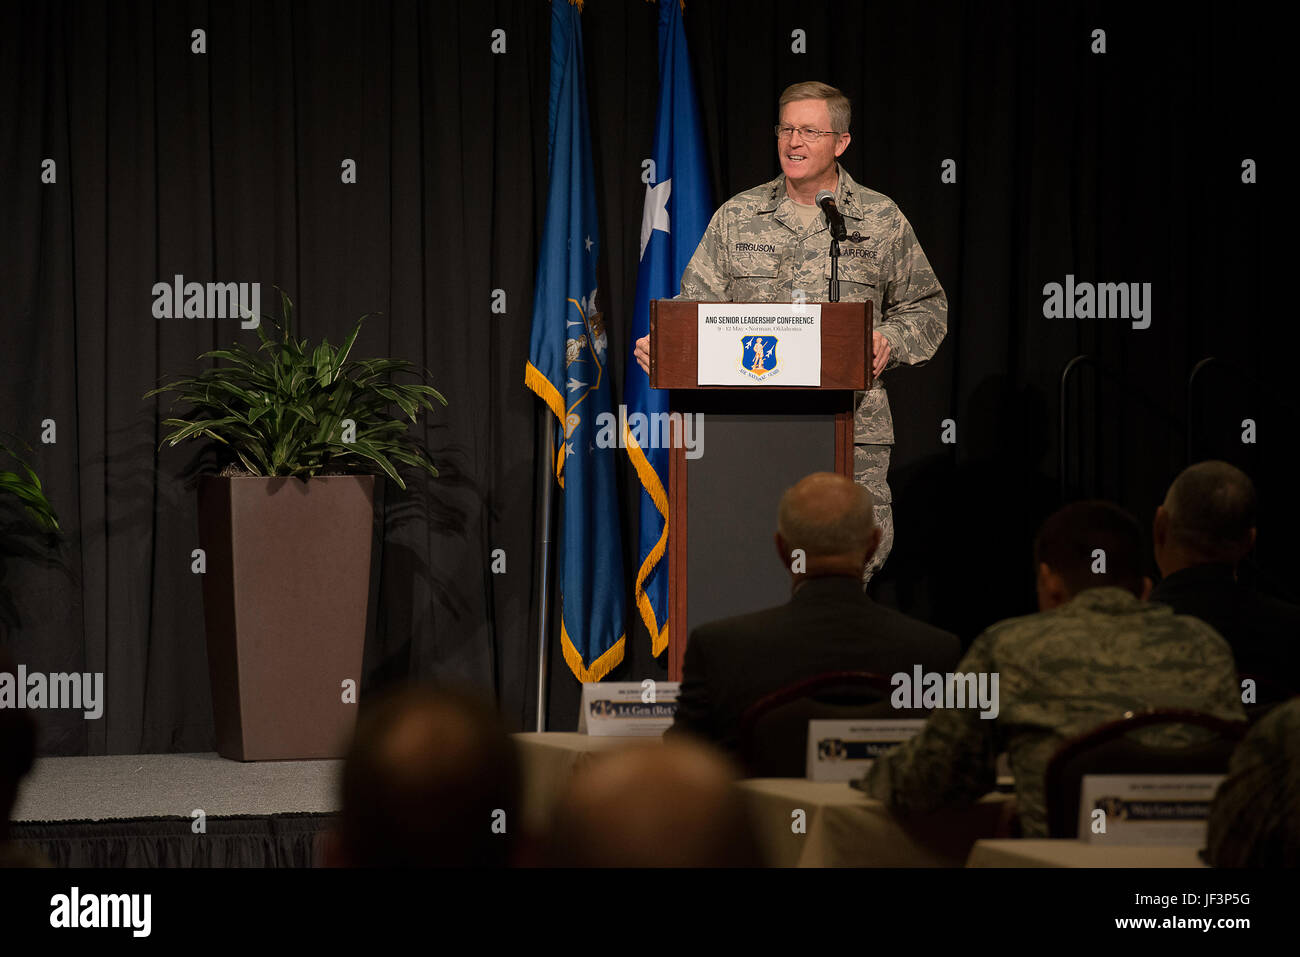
[[534, 405, 555, 731]]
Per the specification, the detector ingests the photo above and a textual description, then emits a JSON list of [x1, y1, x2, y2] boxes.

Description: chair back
[[739, 671, 927, 777], [1044, 709, 1247, 838]]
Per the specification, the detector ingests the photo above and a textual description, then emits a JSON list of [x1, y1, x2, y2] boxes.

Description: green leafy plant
[[0, 435, 60, 533], [1, 435, 62, 634], [145, 292, 446, 489]]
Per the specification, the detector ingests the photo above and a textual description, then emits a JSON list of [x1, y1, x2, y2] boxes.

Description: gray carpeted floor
[[12, 752, 342, 822]]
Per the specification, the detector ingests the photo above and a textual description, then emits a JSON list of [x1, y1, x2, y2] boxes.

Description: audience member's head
[[546, 738, 765, 867], [1034, 501, 1149, 609], [328, 682, 521, 867], [1154, 461, 1257, 577], [0, 646, 37, 846], [775, 471, 879, 583], [1205, 698, 1300, 867]]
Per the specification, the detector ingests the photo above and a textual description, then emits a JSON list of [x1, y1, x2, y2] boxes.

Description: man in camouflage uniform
[[1205, 698, 1300, 867], [634, 81, 947, 584], [863, 501, 1246, 838]]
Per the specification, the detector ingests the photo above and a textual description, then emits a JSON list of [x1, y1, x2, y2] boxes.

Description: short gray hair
[[778, 81, 851, 134], [777, 479, 875, 558], [1165, 461, 1256, 560]]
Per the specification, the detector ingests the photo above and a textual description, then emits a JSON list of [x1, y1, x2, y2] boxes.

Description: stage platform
[[9, 753, 342, 867]]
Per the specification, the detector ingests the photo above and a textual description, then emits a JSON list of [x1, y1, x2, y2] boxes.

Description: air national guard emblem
[[741, 335, 779, 380]]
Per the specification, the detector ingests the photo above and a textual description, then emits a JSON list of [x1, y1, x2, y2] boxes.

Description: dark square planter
[[197, 475, 376, 760]]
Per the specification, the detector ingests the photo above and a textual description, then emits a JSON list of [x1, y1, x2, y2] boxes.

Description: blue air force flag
[[525, 0, 626, 682], [625, 0, 713, 657]]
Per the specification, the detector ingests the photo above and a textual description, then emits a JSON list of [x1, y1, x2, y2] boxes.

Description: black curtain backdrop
[[0, 0, 1287, 754]]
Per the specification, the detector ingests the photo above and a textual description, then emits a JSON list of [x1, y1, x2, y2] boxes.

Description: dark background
[[0, 0, 1286, 754]]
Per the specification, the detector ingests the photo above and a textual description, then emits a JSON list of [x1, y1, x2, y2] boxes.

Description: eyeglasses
[[774, 125, 841, 141]]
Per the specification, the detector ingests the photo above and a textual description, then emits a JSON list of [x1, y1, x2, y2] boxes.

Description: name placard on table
[[578, 681, 680, 736], [805, 719, 925, 781], [1078, 774, 1225, 845], [697, 303, 822, 386]]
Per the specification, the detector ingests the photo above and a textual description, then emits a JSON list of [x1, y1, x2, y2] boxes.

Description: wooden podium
[[649, 300, 873, 680]]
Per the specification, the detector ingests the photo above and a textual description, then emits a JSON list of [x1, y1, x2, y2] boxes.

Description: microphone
[[815, 189, 848, 241]]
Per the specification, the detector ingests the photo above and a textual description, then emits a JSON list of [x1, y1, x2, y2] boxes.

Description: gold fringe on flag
[[624, 428, 671, 656], [563, 622, 626, 682]]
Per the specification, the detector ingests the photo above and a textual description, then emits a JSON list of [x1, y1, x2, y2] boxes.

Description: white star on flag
[[639, 178, 672, 261], [565, 442, 575, 458], [567, 378, 587, 392], [584, 235, 593, 252]]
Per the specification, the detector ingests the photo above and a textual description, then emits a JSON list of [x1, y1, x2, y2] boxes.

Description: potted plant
[[0, 435, 61, 647], [146, 292, 446, 760]]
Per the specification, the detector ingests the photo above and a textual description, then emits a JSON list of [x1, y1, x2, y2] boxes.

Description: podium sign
[[697, 304, 822, 386]]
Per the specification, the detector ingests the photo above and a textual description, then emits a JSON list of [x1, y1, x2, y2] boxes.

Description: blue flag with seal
[[526, 0, 626, 682], [626, 0, 712, 658]]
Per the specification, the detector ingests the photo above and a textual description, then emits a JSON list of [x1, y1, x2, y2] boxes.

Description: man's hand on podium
[[635, 334, 650, 375], [873, 330, 890, 377]]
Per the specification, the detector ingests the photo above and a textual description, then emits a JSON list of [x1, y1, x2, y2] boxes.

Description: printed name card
[[805, 719, 926, 781], [697, 303, 822, 386], [578, 681, 680, 736], [1078, 774, 1225, 845]]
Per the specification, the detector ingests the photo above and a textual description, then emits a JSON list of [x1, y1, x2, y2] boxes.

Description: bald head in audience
[[1154, 461, 1257, 577], [776, 471, 880, 583], [328, 683, 521, 867], [547, 739, 764, 867]]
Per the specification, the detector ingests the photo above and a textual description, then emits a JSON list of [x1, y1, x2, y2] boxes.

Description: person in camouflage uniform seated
[[634, 81, 947, 585], [864, 501, 1246, 838], [1205, 698, 1300, 867]]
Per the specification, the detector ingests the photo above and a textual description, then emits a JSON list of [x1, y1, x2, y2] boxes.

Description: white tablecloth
[[513, 732, 656, 831], [739, 779, 1014, 867], [513, 734, 1018, 866], [967, 839, 1207, 868]]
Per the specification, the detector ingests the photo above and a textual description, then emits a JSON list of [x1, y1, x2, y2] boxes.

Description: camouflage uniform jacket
[[1205, 698, 1300, 867], [676, 164, 947, 445], [864, 586, 1247, 838]]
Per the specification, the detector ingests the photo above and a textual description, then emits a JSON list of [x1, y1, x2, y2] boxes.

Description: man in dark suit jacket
[[667, 472, 961, 760], [1149, 461, 1300, 707]]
